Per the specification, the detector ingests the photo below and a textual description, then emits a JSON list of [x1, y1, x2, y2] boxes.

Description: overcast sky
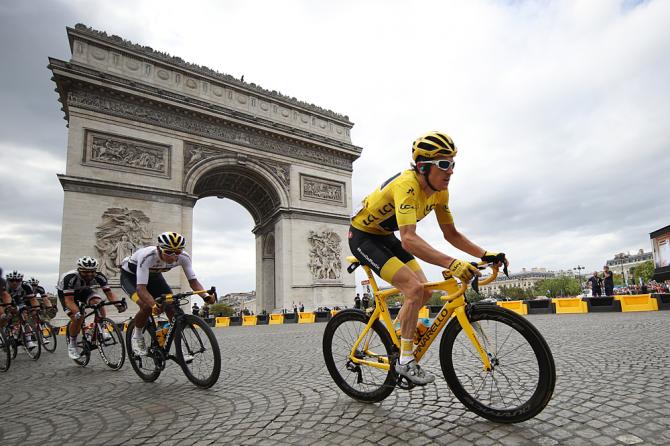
[[1, 0, 668, 295]]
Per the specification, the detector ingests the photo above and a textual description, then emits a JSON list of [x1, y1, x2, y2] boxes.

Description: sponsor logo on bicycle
[[416, 307, 449, 351]]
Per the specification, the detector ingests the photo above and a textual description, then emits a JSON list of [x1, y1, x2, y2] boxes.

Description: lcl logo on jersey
[[398, 203, 414, 214]]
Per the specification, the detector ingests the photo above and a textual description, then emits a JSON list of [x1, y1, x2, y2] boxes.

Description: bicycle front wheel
[[322, 310, 397, 403], [0, 331, 10, 372], [125, 319, 161, 382], [41, 322, 57, 353], [175, 315, 221, 388], [440, 305, 556, 423], [97, 318, 125, 370]]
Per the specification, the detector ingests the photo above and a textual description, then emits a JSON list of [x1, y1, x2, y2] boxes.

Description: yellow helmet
[[411, 131, 457, 162]]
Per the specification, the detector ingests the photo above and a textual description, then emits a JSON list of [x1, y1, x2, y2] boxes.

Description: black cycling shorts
[[348, 225, 421, 283], [120, 269, 172, 303]]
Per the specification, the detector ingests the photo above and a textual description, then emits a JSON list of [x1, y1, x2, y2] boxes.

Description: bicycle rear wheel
[[322, 310, 397, 403], [439, 305, 556, 423], [125, 319, 161, 382], [65, 321, 90, 367], [97, 318, 125, 370], [0, 331, 10, 372], [41, 321, 57, 353], [22, 321, 41, 360], [175, 315, 221, 388]]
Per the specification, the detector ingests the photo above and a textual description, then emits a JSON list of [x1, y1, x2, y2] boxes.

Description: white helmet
[[77, 256, 99, 271]]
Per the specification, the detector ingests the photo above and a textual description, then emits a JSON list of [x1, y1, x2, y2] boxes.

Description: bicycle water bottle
[[415, 318, 431, 341]]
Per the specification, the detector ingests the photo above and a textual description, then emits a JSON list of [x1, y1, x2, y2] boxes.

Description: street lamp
[[574, 265, 585, 296]]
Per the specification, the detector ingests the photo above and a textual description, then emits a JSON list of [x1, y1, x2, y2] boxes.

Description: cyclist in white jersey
[[120, 231, 213, 356]]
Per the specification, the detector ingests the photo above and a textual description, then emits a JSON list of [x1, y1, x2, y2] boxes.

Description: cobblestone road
[[2, 311, 669, 445]]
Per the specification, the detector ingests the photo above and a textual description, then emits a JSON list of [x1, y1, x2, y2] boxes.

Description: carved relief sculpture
[[85, 130, 171, 177], [308, 230, 342, 281], [95, 208, 153, 277], [301, 175, 345, 205]]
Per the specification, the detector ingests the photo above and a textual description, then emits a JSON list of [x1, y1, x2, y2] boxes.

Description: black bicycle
[[3, 304, 42, 361], [125, 288, 221, 388], [65, 299, 126, 370], [0, 303, 12, 372]]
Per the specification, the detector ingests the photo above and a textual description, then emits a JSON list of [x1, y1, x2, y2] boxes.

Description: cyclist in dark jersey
[[0, 268, 12, 330], [26, 277, 57, 318], [57, 257, 126, 359], [5, 270, 39, 349], [349, 131, 508, 385]]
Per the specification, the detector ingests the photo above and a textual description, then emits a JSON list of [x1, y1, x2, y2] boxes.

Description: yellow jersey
[[351, 169, 454, 235]]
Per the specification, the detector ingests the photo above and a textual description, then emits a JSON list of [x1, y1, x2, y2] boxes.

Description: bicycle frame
[[347, 257, 499, 373]]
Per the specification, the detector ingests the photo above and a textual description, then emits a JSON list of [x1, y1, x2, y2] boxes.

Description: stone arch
[[186, 156, 289, 229]]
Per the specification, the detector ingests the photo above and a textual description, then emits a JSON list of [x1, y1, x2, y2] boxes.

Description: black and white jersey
[[57, 270, 111, 299], [121, 246, 196, 285], [8, 282, 35, 305]]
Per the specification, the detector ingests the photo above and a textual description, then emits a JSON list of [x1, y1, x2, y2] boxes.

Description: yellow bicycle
[[322, 257, 556, 423]]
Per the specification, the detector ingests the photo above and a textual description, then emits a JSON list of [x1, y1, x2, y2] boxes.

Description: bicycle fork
[[453, 306, 493, 372]]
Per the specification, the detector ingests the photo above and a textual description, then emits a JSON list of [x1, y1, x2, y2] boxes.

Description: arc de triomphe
[[48, 25, 361, 312]]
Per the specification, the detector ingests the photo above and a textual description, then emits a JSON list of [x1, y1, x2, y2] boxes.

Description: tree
[[499, 286, 532, 301], [208, 302, 234, 317], [534, 276, 581, 298], [632, 260, 655, 284]]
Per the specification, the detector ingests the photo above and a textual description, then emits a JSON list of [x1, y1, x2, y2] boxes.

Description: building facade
[[605, 249, 653, 284]]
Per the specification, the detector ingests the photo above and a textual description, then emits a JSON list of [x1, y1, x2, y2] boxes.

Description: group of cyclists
[[4, 131, 506, 388], [2, 231, 214, 364]]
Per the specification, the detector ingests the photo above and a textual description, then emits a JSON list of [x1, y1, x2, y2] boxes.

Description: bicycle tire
[[97, 318, 126, 370], [66, 321, 91, 367], [41, 322, 57, 353], [322, 310, 397, 403], [22, 321, 41, 361], [0, 331, 10, 372], [439, 305, 556, 423], [175, 315, 221, 388], [125, 319, 161, 382], [10, 331, 18, 360]]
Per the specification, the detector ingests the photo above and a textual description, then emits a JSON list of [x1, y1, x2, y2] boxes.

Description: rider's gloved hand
[[114, 300, 127, 313], [46, 307, 58, 318], [152, 304, 162, 316], [448, 259, 479, 282], [481, 251, 507, 265], [203, 294, 215, 305]]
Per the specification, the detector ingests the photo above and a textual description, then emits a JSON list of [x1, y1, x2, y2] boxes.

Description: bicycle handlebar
[[79, 298, 127, 313], [155, 287, 217, 305]]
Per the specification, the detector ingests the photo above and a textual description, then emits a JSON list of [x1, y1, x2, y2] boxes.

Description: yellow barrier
[[615, 294, 658, 312], [552, 298, 588, 314], [242, 315, 257, 326], [269, 314, 284, 325], [418, 306, 430, 318], [496, 300, 528, 315], [298, 312, 315, 324], [58, 325, 67, 335], [123, 322, 129, 332], [215, 317, 230, 327], [330, 309, 339, 317]]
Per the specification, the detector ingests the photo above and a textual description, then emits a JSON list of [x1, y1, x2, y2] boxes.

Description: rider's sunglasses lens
[[162, 249, 182, 256], [436, 160, 455, 170]]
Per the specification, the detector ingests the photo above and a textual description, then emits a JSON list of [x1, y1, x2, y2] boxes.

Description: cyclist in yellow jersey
[[349, 131, 508, 385]]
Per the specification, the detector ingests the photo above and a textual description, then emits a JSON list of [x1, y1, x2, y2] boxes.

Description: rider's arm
[[103, 288, 119, 302], [1, 291, 10, 305], [439, 223, 486, 259], [188, 278, 213, 304], [399, 224, 455, 269]]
